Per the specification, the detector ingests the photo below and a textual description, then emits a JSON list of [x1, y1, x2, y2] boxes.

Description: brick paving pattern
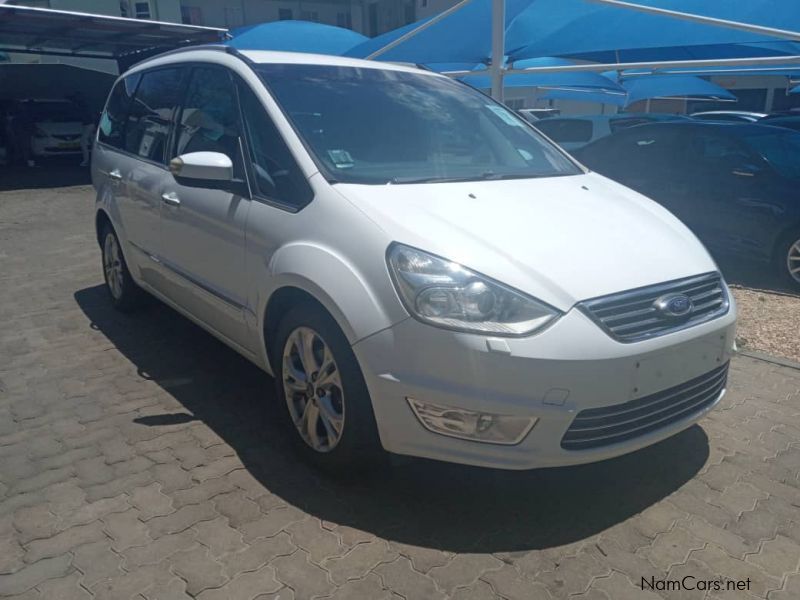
[[1, 183, 799, 599]]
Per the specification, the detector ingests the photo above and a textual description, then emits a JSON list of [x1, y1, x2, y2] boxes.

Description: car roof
[[762, 114, 800, 121], [606, 120, 787, 135], [690, 110, 766, 117]]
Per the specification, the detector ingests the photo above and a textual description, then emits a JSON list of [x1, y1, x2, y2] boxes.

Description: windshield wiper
[[388, 171, 542, 184]]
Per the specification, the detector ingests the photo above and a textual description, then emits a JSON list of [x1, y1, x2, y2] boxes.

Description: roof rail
[[128, 43, 237, 70]]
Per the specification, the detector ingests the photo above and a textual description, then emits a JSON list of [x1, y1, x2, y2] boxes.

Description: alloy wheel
[[788, 237, 800, 285], [103, 233, 124, 300], [282, 326, 345, 452]]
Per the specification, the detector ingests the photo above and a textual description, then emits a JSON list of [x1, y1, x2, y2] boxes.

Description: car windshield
[[255, 64, 581, 184], [742, 128, 800, 179]]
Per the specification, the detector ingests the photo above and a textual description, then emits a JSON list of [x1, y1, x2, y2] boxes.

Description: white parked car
[[25, 99, 84, 156], [92, 47, 736, 471]]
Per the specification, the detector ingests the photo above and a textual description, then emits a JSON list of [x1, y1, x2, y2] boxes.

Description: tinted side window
[[175, 67, 242, 175], [238, 83, 312, 209], [124, 68, 185, 164], [98, 73, 141, 149], [584, 129, 683, 178], [534, 119, 593, 143]]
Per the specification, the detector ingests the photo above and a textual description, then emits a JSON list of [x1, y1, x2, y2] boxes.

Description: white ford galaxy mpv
[[93, 47, 736, 471]]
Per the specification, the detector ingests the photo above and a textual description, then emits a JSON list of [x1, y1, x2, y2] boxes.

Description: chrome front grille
[[561, 362, 728, 451], [578, 272, 729, 343]]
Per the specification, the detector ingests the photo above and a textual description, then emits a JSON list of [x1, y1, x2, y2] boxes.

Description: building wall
[[8, 0, 413, 35]]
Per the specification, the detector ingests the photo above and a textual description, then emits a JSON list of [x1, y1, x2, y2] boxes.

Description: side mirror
[[169, 152, 233, 182]]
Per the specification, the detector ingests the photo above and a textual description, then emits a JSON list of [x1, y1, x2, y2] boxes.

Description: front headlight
[[387, 243, 561, 336]]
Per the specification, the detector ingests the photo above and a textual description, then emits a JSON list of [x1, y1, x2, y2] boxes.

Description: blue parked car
[[574, 121, 800, 288]]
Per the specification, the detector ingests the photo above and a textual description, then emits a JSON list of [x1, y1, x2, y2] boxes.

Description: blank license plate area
[[632, 333, 727, 400]]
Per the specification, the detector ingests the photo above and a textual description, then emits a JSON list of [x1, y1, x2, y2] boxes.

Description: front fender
[[263, 242, 407, 345]]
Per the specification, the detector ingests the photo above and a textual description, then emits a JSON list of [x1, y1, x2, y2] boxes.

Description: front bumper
[[353, 305, 736, 470]]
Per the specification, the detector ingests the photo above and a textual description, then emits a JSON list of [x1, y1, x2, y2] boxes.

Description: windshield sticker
[[486, 105, 523, 127], [328, 149, 354, 168]]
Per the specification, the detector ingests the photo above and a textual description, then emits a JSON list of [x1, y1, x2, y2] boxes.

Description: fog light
[[407, 398, 537, 445]]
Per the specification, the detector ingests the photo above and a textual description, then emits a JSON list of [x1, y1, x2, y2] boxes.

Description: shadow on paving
[[0, 157, 91, 191], [75, 283, 709, 554]]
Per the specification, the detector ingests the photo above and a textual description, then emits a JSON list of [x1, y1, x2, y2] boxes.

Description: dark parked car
[[758, 115, 800, 133], [574, 122, 800, 288]]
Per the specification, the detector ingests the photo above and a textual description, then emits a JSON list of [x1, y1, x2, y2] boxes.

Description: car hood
[[333, 173, 717, 312], [35, 121, 82, 135]]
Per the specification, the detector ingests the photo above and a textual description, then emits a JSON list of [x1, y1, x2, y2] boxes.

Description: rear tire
[[776, 228, 800, 290], [272, 303, 383, 472], [100, 224, 145, 312]]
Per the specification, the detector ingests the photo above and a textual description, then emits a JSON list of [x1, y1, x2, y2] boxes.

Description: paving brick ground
[[1, 181, 799, 599]]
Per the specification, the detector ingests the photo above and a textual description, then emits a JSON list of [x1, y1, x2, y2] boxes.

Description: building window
[[181, 6, 203, 25], [404, 2, 415, 23], [278, 8, 293, 20], [133, 1, 151, 19], [420, 0, 428, 8], [368, 2, 378, 35], [224, 6, 244, 27], [336, 11, 352, 28], [301, 10, 319, 22]]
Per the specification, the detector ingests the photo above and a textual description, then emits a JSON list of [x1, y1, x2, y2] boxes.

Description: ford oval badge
[[653, 293, 693, 318]]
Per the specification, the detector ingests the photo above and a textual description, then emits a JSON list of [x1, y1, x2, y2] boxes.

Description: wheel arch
[[262, 284, 341, 371], [95, 208, 113, 247], [258, 243, 404, 373]]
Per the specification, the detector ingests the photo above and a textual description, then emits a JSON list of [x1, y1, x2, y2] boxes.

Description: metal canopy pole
[[588, 0, 800, 43], [443, 55, 800, 77], [490, 0, 505, 101], [366, 0, 472, 60]]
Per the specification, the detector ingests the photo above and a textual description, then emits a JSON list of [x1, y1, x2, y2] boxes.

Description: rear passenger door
[[158, 65, 253, 350], [684, 130, 776, 257], [118, 66, 187, 287]]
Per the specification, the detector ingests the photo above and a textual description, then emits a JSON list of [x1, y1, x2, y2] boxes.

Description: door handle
[[108, 169, 123, 182], [161, 192, 181, 207]]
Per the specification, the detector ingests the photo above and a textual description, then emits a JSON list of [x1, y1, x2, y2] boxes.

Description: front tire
[[100, 224, 144, 312], [776, 228, 800, 290], [272, 304, 382, 471]]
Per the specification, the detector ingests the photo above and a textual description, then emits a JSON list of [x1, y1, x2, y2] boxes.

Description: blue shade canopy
[[347, 0, 800, 64], [228, 20, 368, 55], [621, 74, 736, 105], [457, 57, 627, 92], [345, 0, 534, 63], [509, 1, 800, 62]]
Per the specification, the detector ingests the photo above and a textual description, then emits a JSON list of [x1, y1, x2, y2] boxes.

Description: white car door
[[157, 65, 253, 351], [95, 69, 184, 287]]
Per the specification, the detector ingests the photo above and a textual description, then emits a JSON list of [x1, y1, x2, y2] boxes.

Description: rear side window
[[98, 73, 141, 149], [124, 67, 186, 164], [238, 83, 312, 209], [534, 119, 593, 143]]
